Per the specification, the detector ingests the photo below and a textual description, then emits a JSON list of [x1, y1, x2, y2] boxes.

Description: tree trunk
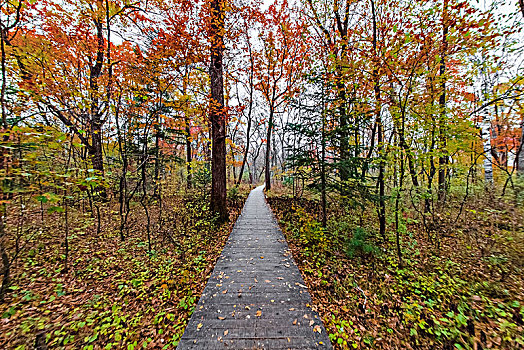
[[482, 111, 493, 184], [209, 0, 227, 222], [1, 21, 6, 129], [517, 117, 524, 177], [337, 80, 350, 182], [265, 107, 274, 191], [237, 65, 254, 186], [185, 115, 192, 188], [370, 0, 386, 240], [237, 121, 251, 186], [0, 21, 9, 302], [89, 5, 106, 199], [438, 0, 449, 203]]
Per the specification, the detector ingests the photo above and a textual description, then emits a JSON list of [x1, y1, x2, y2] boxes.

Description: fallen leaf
[[224, 330, 229, 336], [197, 323, 203, 330], [313, 325, 321, 333], [293, 319, 297, 325], [256, 310, 262, 317], [218, 316, 225, 320]]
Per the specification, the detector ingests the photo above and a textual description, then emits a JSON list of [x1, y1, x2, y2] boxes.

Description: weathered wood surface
[[177, 186, 332, 349]]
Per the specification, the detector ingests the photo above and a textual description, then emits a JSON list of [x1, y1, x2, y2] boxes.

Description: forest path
[[177, 185, 332, 349]]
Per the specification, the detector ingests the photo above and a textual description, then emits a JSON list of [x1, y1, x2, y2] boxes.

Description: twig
[[355, 283, 367, 312]]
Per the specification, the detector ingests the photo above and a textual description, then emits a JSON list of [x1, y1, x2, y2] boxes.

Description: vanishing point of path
[[177, 186, 332, 349]]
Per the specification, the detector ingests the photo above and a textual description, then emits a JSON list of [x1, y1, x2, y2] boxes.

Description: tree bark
[[89, 6, 105, 178], [209, 0, 227, 221], [482, 108, 493, 184], [370, 0, 386, 240], [237, 30, 255, 186], [185, 114, 192, 188], [517, 117, 524, 177], [265, 107, 274, 190], [438, 0, 449, 202]]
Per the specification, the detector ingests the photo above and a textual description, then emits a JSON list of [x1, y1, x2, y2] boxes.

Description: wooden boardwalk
[[177, 186, 332, 349]]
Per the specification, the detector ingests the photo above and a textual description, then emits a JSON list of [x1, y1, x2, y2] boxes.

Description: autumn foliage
[[0, 0, 523, 349]]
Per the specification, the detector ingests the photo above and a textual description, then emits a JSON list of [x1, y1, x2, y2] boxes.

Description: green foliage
[[0, 187, 250, 348], [191, 165, 211, 190], [344, 227, 379, 258], [227, 186, 239, 202], [284, 205, 327, 267], [269, 193, 524, 350]]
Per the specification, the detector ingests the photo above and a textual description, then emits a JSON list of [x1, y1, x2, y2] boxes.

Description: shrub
[[344, 227, 378, 258]]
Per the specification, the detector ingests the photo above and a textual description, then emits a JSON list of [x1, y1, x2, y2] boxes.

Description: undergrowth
[[267, 190, 524, 350], [0, 186, 250, 349]]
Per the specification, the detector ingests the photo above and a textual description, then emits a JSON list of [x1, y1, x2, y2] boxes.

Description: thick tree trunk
[[265, 108, 274, 191], [90, 119, 104, 175], [89, 6, 106, 193], [209, 0, 227, 221], [321, 80, 327, 228]]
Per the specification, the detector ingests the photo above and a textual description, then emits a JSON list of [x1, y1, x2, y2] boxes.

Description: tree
[[209, 0, 227, 221], [255, 0, 307, 191]]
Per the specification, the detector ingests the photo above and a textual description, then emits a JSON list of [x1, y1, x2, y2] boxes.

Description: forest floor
[[0, 184, 251, 349], [1, 181, 522, 350], [267, 185, 524, 350]]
